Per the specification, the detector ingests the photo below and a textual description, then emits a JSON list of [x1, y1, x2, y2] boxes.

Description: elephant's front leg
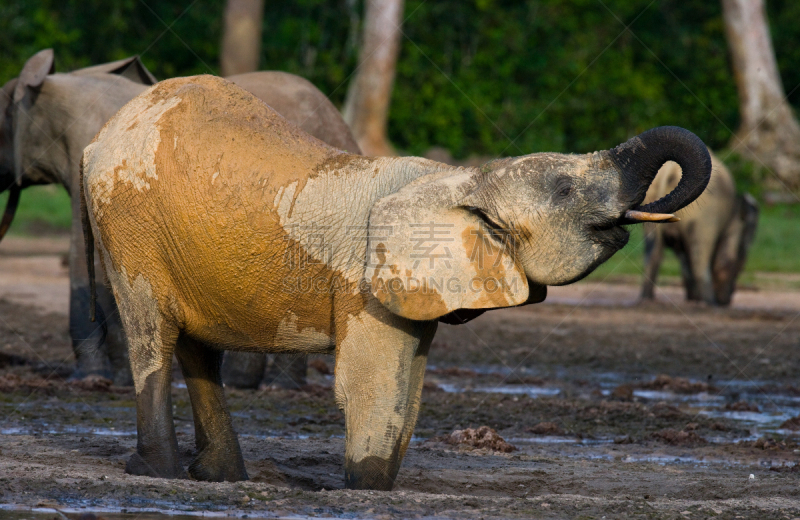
[[334, 297, 437, 490]]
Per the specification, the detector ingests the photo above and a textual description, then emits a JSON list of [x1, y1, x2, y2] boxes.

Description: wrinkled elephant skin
[[81, 76, 712, 488]]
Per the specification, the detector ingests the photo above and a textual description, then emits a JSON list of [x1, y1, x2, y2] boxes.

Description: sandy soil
[[2, 236, 800, 519]]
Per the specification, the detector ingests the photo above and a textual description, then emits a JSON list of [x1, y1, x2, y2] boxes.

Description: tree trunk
[[722, 0, 800, 191], [220, 0, 264, 76], [343, 0, 404, 157]]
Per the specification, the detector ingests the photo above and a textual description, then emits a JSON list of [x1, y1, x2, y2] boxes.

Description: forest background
[[2, 0, 800, 278]]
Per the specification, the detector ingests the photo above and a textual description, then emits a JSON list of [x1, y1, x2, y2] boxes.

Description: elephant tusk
[[624, 210, 680, 223]]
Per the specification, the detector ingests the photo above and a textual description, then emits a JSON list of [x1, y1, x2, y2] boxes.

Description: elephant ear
[[0, 79, 16, 122], [13, 49, 55, 102], [72, 56, 157, 85], [366, 170, 530, 321]]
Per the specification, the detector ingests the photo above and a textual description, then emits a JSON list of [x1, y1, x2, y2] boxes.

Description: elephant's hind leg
[[641, 224, 663, 300], [124, 317, 184, 478], [334, 297, 437, 490], [106, 266, 184, 479], [176, 336, 248, 482]]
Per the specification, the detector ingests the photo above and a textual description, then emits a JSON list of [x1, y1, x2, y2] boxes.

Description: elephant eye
[[555, 177, 573, 199]]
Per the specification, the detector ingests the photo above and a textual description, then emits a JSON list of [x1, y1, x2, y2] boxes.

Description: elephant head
[[0, 49, 156, 241], [367, 126, 712, 321], [712, 193, 759, 305]]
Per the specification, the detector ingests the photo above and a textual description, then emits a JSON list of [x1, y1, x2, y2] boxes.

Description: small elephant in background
[[81, 75, 712, 489], [0, 49, 360, 385], [641, 151, 758, 305]]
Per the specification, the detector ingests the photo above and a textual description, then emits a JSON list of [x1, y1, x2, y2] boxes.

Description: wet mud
[[2, 243, 800, 518]]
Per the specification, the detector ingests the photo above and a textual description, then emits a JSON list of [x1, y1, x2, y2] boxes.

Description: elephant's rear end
[[81, 74, 344, 481]]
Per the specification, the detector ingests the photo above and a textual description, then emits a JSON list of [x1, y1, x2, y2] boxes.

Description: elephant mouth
[[588, 215, 630, 250]]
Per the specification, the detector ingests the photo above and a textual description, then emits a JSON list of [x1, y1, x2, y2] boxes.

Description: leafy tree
[[1, 0, 798, 163]]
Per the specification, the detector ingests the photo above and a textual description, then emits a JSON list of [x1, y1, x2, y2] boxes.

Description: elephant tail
[[79, 156, 97, 322]]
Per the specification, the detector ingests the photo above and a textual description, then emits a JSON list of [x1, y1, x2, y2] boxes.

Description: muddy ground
[[2, 236, 800, 519]]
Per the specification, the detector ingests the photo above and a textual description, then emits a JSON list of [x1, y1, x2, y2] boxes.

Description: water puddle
[[431, 366, 800, 445], [507, 436, 613, 445], [437, 383, 560, 397], [0, 426, 135, 436], [0, 504, 324, 519]]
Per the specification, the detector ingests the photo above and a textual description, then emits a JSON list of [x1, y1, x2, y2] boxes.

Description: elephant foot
[[344, 456, 396, 491], [126, 452, 186, 479], [188, 446, 248, 482]]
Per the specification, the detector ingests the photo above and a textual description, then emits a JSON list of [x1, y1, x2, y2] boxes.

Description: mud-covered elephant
[[81, 76, 712, 489], [640, 152, 758, 305], [0, 49, 359, 385]]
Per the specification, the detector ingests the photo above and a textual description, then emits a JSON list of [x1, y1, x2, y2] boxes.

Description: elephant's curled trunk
[[610, 126, 712, 218]]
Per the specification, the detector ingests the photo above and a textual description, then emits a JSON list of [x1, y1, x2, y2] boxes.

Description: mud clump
[[446, 426, 516, 452], [428, 367, 479, 378], [70, 374, 113, 392], [637, 374, 716, 394], [528, 422, 564, 435], [294, 383, 332, 397], [769, 464, 800, 473], [743, 437, 798, 451], [308, 358, 331, 375], [650, 402, 684, 419], [422, 381, 442, 392], [780, 415, 800, 430], [611, 383, 634, 401], [0, 372, 129, 395], [651, 428, 707, 446], [0, 372, 55, 392], [725, 401, 760, 412]]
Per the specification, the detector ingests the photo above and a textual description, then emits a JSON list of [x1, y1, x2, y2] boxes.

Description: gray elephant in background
[[0, 49, 360, 385], [641, 151, 758, 305]]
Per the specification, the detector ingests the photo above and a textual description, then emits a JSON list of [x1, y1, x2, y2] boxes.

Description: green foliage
[[747, 204, 800, 273], [0, 185, 71, 235], [2, 0, 800, 277], [716, 149, 765, 198], [2, 0, 799, 158]]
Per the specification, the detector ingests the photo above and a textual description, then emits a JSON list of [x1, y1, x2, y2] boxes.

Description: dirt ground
[[2, 236, 800, 519]]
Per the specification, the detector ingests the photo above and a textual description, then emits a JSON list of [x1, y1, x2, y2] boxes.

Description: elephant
[[0, 49, 360, 385], [80, 75, 712, 489], [640, 152, 758, 305]]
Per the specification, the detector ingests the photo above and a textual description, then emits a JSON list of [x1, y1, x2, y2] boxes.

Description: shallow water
[[437, 382, 561, 397], [0, 504, 324, 520], [0, 426, 135, 436], [432, 367, 800, 443]]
